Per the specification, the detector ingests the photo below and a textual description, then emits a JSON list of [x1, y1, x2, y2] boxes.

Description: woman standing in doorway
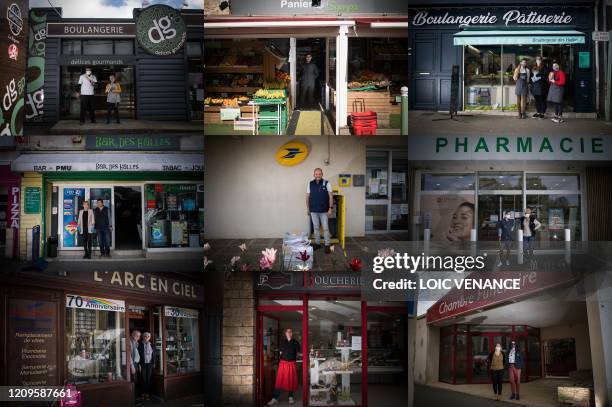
[[513, 58, 530, 119], [138, 332, 155, 401], [487, 343, 506, 401], [267, 328, 300, 405], [548, 62, 566, 123], [531, 56, 549, 118], [508, 340, 524, 401], [105, 74, 122, 124]]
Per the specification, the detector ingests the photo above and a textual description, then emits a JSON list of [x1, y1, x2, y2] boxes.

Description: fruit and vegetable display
[[348, 70, 391, 89], [275, 70, 291, 82], [204, 96, 251, 106], [254, 89, 286, 99], [263, 80, 287, 89]]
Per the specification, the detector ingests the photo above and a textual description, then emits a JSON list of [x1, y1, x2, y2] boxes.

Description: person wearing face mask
[[497, 211, 515, 267], [105, 74, 122, 124], [520, 207, 541, 256], [513, 58, 530, 119], [487, 343, 506, 401], [531, 56, 549, 118], [547, 62, 566, 123], [507, 340, 524, 400], [78, 67, 97, 125]]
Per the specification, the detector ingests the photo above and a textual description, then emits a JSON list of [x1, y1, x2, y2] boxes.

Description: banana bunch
[[254, 89, 285, 99]]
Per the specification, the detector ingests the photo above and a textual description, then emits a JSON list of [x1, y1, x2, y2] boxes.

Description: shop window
[[455, 334, 468, 383], [308, 299, 361, 406], [527, 174, 580, 191], [259, 298, 304, 307], [421, 174, 474, 191], [464, 45, 501, 111], [165, 307, 200, 375], [83, 40, 113, 55], [145, 183, 204, 248], [478, 173, 522, 190], [526, 194, 581, 241], [66, 301, 126, 383], [469, 325, 513, 333], [114, 40, 134, 55], [63, 40, 82, 55]]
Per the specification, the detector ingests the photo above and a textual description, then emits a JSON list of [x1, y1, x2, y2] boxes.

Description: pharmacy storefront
[[0, 270, 205, 405], [408, 134, 612, 242], [408, 2, 596, 113], [11, 151, 204, 259]]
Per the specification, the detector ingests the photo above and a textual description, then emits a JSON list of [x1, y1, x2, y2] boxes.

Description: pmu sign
[[136, 5, 186, 56]]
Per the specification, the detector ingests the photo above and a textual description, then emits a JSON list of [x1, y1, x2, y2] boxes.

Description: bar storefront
[[251, 271, 408, 406], [408, 2, 595, 113], [0, 271, 205, 405]]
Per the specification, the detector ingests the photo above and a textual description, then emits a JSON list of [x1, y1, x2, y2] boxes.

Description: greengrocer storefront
[[204, 0, 408, 135], [11, 151, 204, 259]]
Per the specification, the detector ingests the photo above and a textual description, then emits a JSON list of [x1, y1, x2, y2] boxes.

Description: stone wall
[[222, 272, 256, 405]]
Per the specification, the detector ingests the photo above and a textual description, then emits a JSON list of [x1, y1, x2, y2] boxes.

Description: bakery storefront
[[28, 5, 204, 127], [11, 147, 204, 259], [254, 272, 408, 406], [408, 3, 595, 113], [0, 271, 205, 405], [408, 134, 612, 243]]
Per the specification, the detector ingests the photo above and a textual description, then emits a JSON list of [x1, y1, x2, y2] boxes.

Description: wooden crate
[[347, 90, 400, 128], [558, 386, 594, 406]]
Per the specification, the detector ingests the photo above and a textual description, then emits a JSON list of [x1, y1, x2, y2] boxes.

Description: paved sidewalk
[[409, 111, 612, 136], [421, 378, 579, 407], [48, 119, 202, 135]]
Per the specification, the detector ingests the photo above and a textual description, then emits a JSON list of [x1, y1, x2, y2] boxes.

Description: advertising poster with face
[[1, 1, 28, 136], [420, 194, 475, 241]]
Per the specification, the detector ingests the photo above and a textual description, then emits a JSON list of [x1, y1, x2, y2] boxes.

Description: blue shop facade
[[408, 1, 596, 113]]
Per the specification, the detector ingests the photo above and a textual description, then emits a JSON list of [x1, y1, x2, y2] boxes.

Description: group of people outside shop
[[513, 56, 567, 123], [130, 330, 156, 402], [77, 199, 112, 259], [77, 66, 123, 125], [496, 207, 542, 266], [487, 340, 525, 401]]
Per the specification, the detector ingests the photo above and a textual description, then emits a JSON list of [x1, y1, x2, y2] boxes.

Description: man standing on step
[[78, 66, 97, 125], [299, 53, 319, 109], [94, 198, 112, 258], [306, 168, 333, 254]]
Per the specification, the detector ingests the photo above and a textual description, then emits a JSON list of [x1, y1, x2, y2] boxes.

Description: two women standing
[[487, 341, 524, 401]]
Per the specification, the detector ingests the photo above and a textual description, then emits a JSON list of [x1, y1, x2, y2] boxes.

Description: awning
[[453, 30, 585, 46], [11, 153, 203, 173]]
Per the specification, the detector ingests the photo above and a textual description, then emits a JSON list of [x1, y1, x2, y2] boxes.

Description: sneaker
[[557, 117, 565, 123], [289, 397, 295, 404], [532, 113, 539, 118], [506, 260, 510, 266], [552, 117, 560, 123], [324, 245, 331, 254], [497, 261, 503, 267], [267, 399, 278, 406]]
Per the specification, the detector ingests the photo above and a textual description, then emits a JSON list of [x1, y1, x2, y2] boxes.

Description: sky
[[29, 0, 202, 18]]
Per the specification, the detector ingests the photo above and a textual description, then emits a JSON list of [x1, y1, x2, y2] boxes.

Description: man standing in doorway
[[78, 66, 97, 125], [77, 201, 94, 259], [94, 198, 111, 258], [306, 168, 333, 254], [299, 53, 319, 109]]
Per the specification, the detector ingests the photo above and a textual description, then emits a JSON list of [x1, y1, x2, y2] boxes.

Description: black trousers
[[534, 95, 547, 114], [491, 370, 503, 395], [107, 102, 119, 123], [81, 232, 92, 256], [300, 84, 315, 108], [554, 102, 563, 117], [141, 363, 154, 394], [80, 95, 95, 123]]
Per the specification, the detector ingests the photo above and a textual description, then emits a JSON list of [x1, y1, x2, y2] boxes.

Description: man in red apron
[[267, 328, 300, 405]]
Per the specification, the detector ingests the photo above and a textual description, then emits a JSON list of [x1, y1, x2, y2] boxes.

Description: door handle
[[419, 72, 431, 75]]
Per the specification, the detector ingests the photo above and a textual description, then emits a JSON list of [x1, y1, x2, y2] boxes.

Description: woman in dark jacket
[[138, 332, 156, 400], [507, 340, 524, 401], [531, 57, 549, 118]]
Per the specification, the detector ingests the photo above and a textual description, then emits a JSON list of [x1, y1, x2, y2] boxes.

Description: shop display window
[[478, 173, 522, 190], [66, 307, 126, 384], [308, 299, 362, 406], [62, 40, 82, 55], [145, 183, 204, 248], [83, 40, 113, 55], [114, 40, 134, 55], [464, 45, 501, 110], [165, 307, 200, 375], [421, 174, 474, 191], [526, 194, 581, 242]]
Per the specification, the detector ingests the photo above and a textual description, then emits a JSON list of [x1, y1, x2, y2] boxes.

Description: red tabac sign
[[426, 271, 575, 324]]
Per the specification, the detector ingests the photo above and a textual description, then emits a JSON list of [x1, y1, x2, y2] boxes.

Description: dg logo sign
[[136, 5, 186, 56]]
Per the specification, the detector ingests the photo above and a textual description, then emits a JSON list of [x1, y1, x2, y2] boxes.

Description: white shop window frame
[[414, 170, 587, 241]]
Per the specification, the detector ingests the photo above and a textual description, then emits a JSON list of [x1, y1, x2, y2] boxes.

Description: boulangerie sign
[[409, 7, 592, 29]]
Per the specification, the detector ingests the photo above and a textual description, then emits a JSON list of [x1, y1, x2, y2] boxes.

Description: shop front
[[408, 134, 612, 242], [204, 0, 408, 135], [28, 6, 204, 129], [408, 3, 596, 114], [254, 272, 408, 407], [11, 149, 204, 259], [0, 271, 205, 405]]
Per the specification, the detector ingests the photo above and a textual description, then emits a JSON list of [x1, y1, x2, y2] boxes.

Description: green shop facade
[[11, 140, 204, 260]]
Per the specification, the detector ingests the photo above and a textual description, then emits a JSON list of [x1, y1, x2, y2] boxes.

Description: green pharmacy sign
[[136, 5, 186, 56], [408, 135, 611, 161]]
